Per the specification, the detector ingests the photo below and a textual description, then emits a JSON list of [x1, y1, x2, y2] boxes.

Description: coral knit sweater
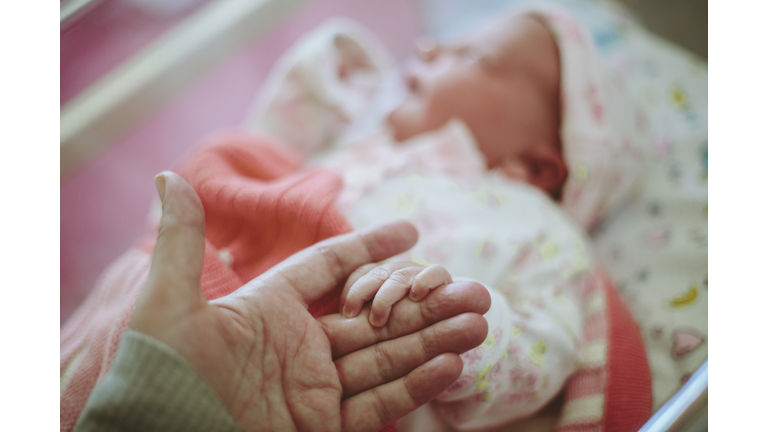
[[60, 132, 371, 431], [60, 132, 650, 432]]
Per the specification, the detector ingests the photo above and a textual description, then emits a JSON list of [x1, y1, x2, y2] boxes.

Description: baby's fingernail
[[343, 304, 355, 318], [409, 290, 419, 301], [370, 313, 383, 327]]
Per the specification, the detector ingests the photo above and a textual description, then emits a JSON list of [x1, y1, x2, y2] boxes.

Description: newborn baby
[[340, 13, 565, 328], [250, 8, 650, 431]]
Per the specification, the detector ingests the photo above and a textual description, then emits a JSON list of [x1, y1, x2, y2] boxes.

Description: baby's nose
[[404, 72, 419, 94]]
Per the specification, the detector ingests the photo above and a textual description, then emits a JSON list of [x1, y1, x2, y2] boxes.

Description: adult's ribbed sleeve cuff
[[74, 330, 244, 432]]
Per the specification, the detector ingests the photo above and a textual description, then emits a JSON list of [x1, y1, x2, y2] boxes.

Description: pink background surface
[[61, 0, 422, 325]]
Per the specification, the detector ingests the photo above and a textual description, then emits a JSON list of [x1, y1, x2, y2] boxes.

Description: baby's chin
[[384, 107, 411, 142], [385, 99, 428, 143]]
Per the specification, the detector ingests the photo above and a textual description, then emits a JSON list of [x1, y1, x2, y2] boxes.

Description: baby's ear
[[500, 145, 567, 197], [524, 144, 568, 198]]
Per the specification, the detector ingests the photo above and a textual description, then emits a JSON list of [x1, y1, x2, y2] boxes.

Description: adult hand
[[130, 172, 490, 432]]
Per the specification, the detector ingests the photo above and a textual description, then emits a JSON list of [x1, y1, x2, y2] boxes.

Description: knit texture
[[555, 269, 652, 432], [74, 330, 243, 432], [602, 270, 653, 431]]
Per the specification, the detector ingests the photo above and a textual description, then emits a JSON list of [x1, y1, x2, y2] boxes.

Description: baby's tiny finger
[[344, 262, 413, 318], [370, 267, 423, 327], [343, 263, 379, 298], [342, 298, 364, 319], [410, 264, 452, 301], [341, 263, 379, 316]]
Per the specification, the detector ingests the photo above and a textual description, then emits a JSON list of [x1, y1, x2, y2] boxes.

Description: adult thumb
[[131, 172, 208, 333]]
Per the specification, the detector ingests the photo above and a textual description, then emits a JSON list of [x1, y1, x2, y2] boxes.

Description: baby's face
[[387, 14, 563, 189]]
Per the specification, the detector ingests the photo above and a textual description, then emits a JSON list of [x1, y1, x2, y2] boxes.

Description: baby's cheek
[[424, 89, 460, 126], [388, 99, 427, 141]]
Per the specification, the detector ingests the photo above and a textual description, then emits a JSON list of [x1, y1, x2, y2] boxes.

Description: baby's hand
[[341, 262, 453, 327]]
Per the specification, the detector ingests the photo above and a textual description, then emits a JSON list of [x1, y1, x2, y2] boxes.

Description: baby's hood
[[532, 9, 650, 232]]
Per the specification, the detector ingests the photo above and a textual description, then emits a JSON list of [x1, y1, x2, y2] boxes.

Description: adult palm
[[130, 172, 490, 432]]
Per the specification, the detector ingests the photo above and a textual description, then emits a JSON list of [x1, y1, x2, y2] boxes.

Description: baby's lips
[[414, 37, 439, 61]]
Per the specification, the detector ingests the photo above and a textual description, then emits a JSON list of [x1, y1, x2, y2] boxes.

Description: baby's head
[[387, 14, 566, 197]]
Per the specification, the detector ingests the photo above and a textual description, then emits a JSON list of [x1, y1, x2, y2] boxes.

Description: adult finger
[[319, 280, 491, 359], [336, 313, 487, 398], [131, 172, 208, 332], [260, 221, 418, 307], [340, 353, 463, 432]]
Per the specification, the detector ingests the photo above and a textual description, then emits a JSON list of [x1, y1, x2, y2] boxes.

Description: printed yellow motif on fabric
[[670, 84, 689, 111], [575, 165, 589, 181], [474, 380, 490, 393], [539, 375, 550, 391], [394, 196, 410, 209], [475, 241, 485, 257], [474, 363, 493, 394], [573, 257, 588, 272], [529, 340, 547, 366], [539, 242, 559, 260], [470, 190, 488, 203], [482, 332, 496, 348], [668, 285, 699, 308], [493, 191, 508, 206], [476, 239, 498, 260], [393, 196, 421, 214], [476, 363, 493, 381]]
